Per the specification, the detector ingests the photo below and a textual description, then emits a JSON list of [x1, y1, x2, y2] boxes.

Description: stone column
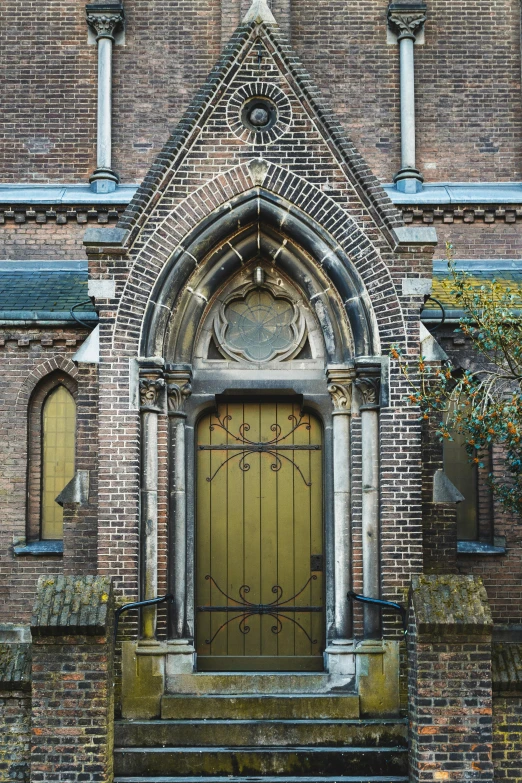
[[355, 360, 382, 639], [166, 366, 192, 639], [165, 366, 195, 678], [324, 366, 355, 677], [86, 3, 124, 193], [388, 2, 426, 194], [139, 362, 165, 644]]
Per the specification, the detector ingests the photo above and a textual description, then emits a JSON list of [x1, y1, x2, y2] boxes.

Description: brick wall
[[30, 576, 114, 783], [493, 695, 522, 781], [0, 335, 98, 625], [1, 1, 522, 185], [0, 643, 31, 783], [409, 575, 494, 783]]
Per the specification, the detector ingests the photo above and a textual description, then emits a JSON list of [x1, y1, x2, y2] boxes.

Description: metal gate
[[196, 400, 324, 671]]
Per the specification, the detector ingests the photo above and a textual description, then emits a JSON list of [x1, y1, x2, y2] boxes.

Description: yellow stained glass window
[[41, 386, 76, 540]]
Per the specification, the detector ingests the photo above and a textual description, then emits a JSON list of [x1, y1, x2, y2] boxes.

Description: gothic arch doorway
[[195, 399, 324, 672]]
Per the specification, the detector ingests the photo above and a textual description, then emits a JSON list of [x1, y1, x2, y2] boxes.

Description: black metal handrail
[[114, 593, 174, 642], [348, 591, 408, 635]]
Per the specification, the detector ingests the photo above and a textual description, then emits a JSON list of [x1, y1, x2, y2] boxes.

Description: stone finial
[[387, 2, 426, 41], [327, 366, 355, 412], [86, 3, 125, 41], [243, 0, 277, 25], [31, 575, 114, 637]]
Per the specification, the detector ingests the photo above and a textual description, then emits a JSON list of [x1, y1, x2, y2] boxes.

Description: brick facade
[[1, 0, 522, 780]]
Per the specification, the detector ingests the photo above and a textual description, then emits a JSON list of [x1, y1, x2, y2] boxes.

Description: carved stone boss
[[388, 3, 426, 193], [327, 366, 355, 641], [355, 360, 382, 639], [86, 3, 124, 192]]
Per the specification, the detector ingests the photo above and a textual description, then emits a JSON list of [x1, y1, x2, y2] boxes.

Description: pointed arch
[[114, 163, 405, 358]]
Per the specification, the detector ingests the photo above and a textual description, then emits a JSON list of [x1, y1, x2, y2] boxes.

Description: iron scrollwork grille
[[197, 574, 321, 646], [198, 412, 321, 486]]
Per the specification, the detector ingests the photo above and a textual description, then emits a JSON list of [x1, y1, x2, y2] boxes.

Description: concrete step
[[166, 673, 355, 695], [161, 694, 360, 720], [115, 719, 408, 749], [114, 777, 409, 783], [113, 746, 408, 778]]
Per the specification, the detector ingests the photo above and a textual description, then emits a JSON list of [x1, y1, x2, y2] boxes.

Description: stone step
[[165, 673, 354, 695], [114, 777, 409, 783], [115, 719, 408, 749], [161, 694, 360, 720], [113, 746, 408, 778]]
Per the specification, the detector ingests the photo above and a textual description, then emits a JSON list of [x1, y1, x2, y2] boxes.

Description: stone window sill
[[457, 541, 506, 555], [14, 540, 63, 557]]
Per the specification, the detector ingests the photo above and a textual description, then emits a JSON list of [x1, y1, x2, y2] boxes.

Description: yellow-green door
[[196, 400, 324, 672]]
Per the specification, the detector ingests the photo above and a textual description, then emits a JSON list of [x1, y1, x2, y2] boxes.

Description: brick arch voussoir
[[15, 356, 78, 417], [114, 162, 404, 351]]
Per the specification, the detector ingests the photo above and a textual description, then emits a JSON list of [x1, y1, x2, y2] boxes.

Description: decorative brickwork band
[[166, 365, 193, 640], [356, 359, 382, 638], [86, 3, 124, 192], [327, 366, 355, 646]]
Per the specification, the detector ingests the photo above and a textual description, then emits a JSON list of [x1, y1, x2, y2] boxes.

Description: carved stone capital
[[388, 3, 426, 40], [166, 367, 193, 415], [327, 367, 355, 412], [355, 376, 381, 410], [139, 372, 165, 413], [86, 3, 125, 41]]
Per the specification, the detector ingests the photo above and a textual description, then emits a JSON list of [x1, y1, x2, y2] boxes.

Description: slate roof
[[0, 261, 97, 322], [422, 260, 522, 322]]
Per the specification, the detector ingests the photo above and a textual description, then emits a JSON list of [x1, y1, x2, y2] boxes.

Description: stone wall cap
[[393, 226, 438, 246], [411, 574, 493, 635], [83, 226, 129, 247], [31, 575, 114, 636]]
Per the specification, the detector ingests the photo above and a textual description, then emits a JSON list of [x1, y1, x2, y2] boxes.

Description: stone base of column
[[394, 166, 424, 193], [324, 639, 356, 676], [166, 639, 196, 682], [121, 640, 166, 719], [90, 167, 119, 193], [355, 639, 400, 717]]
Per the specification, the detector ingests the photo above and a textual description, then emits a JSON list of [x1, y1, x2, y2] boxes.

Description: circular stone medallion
[[227, 83, 292, 145]]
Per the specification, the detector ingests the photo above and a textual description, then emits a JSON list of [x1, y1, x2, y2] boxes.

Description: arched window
[[41, 386, 76, 540], [27, 372, 77, 543], [443, 426, 478, 541]]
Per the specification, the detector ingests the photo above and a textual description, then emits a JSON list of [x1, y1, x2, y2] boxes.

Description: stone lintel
[[393, 226, 438, 247], [411, 574, 493, 638], [31, 575, 114, 637]]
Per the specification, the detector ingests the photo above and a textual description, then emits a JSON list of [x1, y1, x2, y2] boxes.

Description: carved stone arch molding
[[114, 162, 405, 356], [141, 189, 382, 362]]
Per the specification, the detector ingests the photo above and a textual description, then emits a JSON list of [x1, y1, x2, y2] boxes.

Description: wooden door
[[196, 400, 324, 672]]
